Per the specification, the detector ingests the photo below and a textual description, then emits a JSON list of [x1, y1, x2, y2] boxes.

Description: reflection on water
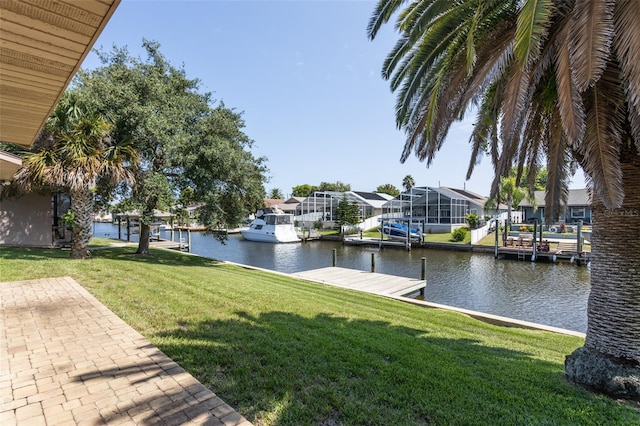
[[93, 223, 589, 332]]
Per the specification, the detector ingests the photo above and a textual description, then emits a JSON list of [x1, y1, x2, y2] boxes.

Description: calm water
[[94, 223, 590, 332]]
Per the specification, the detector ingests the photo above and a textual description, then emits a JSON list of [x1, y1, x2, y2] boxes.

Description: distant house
[[519, 189, 591, 224], [296, 191, 394, 222], [276, 197, 304, 214], [263, 198, 283, 208], [382, 186, 491, 233]]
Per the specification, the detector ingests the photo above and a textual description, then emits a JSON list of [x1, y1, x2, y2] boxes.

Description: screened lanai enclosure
[[382, 187, 489, 233], [296, 191, 390, 222]]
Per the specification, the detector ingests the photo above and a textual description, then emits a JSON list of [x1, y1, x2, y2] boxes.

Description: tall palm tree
[[369, 0, 639, 399], [500, 176, 525, 226], [402, 174, 415, 192], [15, 91, 136, 259]]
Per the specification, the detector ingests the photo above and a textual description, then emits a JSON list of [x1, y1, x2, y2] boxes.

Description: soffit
[[0, 150, 21, 181], [0, 0, 120, 148]]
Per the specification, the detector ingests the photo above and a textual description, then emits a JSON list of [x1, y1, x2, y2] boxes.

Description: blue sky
[[82, 0, 584, 198]]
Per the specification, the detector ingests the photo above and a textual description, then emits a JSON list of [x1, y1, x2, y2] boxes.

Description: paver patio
[[0, 276, 252, 425]]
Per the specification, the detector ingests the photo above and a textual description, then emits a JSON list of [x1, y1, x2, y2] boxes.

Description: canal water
[[93, 223, 590, 333]]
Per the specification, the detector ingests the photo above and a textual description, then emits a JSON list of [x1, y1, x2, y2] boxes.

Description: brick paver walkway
[[1, 277, 252, 425]]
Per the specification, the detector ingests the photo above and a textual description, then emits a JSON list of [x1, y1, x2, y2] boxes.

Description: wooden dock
[[149, 238, 189, 251], [293, 267, 425, 297]]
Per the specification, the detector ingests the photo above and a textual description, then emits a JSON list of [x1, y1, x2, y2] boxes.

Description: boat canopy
[[265, 214, 294, 225]]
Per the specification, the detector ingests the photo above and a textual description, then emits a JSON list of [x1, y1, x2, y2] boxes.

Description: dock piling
[[332, 249, 337, 267], [371, 253, 376, 273], [420, 257, 426, 296]]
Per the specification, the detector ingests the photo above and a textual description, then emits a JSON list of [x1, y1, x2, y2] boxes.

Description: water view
[[94, 222, 590, 333]]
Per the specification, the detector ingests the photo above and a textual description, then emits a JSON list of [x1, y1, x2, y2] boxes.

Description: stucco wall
[[0, 192, 53, 247]]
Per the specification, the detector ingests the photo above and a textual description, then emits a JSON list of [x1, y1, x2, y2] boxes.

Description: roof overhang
[[0, 150, 21, 182], [0, 0, 120, 180]]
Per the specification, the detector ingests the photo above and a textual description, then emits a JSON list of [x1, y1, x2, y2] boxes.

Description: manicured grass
[[1, 244, 637, 425], [423, 231, 471, 244], [360, 229, 471, 243]]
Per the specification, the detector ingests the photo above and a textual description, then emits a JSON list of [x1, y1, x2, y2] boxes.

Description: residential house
[[519, 189, 591, 224], [0, 192, 71, 247], [296, 191, 394, 222], [382, 186, 491, 233], [276, 197, 305, 215], [0, 1, 120, 247]]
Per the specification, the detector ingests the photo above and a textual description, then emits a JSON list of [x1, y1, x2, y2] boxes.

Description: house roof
[[115, 210, 174, 219], [298, 191, 391, 210], [443, 187, 487, 202], [283, 197, 304, 204], [0, 0, 121, 148], [519, 189, 591, 207], [0, 0, 120, 181], [263, 198, 284, 208], [353, 191, 391, 201], [0, 151, 22, 181]]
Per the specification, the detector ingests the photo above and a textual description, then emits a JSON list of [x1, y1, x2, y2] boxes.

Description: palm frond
[[367, 0, 410, 40], [569, 0, 615, 92], [515, 0, 554, 67], [629, 102, 640, 152], [614, 0, 640, 111], [578, 63, 625, 208], [553, 18, 585, 146], [500, 61, 530, 145], [543, 108, 569, 222]]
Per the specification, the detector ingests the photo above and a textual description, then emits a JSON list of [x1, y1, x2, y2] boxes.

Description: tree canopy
[[375, 183, 400, 197], [77, 40, 267, 253], [292, 181, 352, 197], [13, 91, 135, 259]]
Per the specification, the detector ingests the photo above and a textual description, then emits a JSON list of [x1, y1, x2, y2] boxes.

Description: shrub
[[451, 227, 468, 242], [465, 213, 479, 229], [313, 220, 323, 230], [528, 226, 534, 232], [520, 225, 528, 231]]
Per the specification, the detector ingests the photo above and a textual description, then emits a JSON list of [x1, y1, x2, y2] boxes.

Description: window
[[571, 207, 585, 218]]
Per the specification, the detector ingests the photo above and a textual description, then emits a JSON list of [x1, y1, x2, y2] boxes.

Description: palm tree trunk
[[565, 147, 640, 400], [69, 188, 94, 259]]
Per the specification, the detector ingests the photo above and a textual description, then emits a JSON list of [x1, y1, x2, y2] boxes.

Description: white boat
[[240, 208, 300, 243]]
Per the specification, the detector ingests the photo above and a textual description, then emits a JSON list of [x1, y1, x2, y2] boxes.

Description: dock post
[[531, 219, 537, 262], [332, 249, 337, 267], [371, 253, 375, 273], [576, 220, 583, 266], [494, 218, 499, 259], [420, 257, 426, 296], [187, 229, 192, 253]]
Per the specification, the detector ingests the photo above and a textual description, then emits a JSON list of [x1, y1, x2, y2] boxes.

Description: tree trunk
[[136, 223, 151, 255], [565, 147, 640, 401], [69, 188, 94, 259]]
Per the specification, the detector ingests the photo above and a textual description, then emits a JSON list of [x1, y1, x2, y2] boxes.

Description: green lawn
[[360, 228, 471, 243], [1, 242, 637, 425]]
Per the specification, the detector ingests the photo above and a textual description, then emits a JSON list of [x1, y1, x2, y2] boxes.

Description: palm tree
[[402, 175, 415, 192], [15, 91, 135, 259], [500, 176, 525, 226], [369, 0, 639, 399], [268, 188, 284, 199]]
